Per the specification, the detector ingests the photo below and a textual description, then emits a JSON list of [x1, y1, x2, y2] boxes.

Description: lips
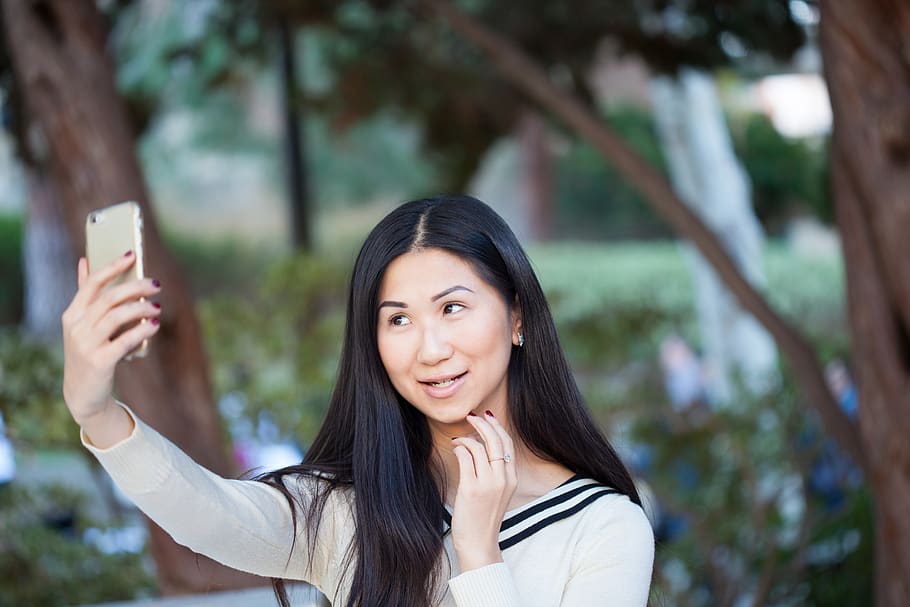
[[419, 371, 468, 398], [419, 371, 467, 386]]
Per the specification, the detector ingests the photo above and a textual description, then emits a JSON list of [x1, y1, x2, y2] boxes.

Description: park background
[[0, 0, 905, 605]]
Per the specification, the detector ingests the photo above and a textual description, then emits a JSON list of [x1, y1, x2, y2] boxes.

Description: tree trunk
[[278, 20, 311, 250], [651, 70, 778, 404], [820, 2, 910, 604], [518, 110, 553, 241], [423, 0, 867, 474], [23, 168, 75, 339], [2, 0, 264, 594]]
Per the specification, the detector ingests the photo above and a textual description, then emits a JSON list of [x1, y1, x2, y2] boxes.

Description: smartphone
[[85, 201, 149, 360]]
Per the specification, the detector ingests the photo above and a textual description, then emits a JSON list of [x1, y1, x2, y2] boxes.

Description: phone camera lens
[[89, 213, 102, 224]]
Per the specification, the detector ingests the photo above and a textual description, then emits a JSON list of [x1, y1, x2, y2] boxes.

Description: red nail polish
[[152, 279, 161, 288], [124, 250, 133, 257], [152, 302, 161, 309], [151, 318, 160, 325], [485, 410, 494, 417], [467, 412, 477, 417]]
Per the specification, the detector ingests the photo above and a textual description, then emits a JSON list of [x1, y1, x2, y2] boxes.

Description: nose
[[416, 325, 454, 366]]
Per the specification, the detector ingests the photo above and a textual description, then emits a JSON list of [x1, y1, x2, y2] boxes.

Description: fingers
[[480, 411, 515, 463], [466, 412, 505, 460], [102, 314, 161, 363], [452, 444, 477, 484], [93, 300, 161, 346], [84, 278, 161, 328], [72, 251, 137, 311], [77, 257, 88, 289], [452, 436, 492, 481]]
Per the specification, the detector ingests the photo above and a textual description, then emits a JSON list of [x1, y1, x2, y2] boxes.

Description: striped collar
[[442, 474, 619, 550]]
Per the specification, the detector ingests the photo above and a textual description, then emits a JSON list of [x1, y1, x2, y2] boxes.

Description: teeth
[[432, 378, 455, 387]]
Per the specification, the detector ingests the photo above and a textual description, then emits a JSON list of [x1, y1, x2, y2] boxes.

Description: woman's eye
[[390, 315, 411, 327], [443, 302, 465, 315]]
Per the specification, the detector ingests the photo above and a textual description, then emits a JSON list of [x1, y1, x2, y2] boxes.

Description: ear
[[510, 295, 523, 346]]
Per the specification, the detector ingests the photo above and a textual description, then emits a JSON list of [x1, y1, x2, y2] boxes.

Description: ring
[[488, 453, 512, 463]]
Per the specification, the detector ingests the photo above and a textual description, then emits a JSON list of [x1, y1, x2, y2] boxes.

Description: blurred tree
[[0, 0, 263, 595], [820, 1, 910, 604], [420, 0, 862, 462], [731, 113, 830, 232], [120, 0, 804, 236], [0, 18, 74, 338], [427, 0, 905, 604]]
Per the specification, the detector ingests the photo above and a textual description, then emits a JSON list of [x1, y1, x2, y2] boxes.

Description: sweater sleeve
[[448, 562, 522, 607], [561, 497, 654, 606], [81, 402, 346, 590]]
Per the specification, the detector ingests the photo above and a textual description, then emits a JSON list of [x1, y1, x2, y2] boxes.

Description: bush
[[731, 113, 832, 232], [0, 484, 153, 606], [0, 329, 74, 450], [199, 253, 348, 443], [554, 107, 672, 240]]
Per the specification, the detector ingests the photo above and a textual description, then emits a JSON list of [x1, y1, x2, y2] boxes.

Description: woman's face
[[376, 248, 521, 431]]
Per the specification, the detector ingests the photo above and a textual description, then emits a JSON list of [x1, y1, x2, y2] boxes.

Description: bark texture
[[2, 0, 264, 594], [821, 1, 910, 604]]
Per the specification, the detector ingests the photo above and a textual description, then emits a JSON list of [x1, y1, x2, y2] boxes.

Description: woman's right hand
[[61, 251, 162, 441]]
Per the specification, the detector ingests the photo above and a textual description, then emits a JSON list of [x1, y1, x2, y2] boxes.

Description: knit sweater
[[82, 405, 654, 606]]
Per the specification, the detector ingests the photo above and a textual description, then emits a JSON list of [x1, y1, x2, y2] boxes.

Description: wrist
[[455, 543, 503, 573], [79, 398, 135, 449]]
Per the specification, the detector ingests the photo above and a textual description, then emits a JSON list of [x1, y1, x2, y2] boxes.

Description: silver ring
[[488, 453, 512, 463]]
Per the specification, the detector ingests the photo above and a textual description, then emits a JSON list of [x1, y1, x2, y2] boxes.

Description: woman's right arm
[[82, 402, 341, 584], [61, 254, 345, 586]]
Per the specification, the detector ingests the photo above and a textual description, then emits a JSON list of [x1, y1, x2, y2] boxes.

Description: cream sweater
[[83, 405, 654, 606]]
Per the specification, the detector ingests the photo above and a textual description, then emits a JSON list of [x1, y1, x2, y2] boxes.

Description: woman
[[62, 195, 653, 606]]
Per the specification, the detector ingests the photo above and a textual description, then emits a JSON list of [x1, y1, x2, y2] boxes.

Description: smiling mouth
[[420, 372, 468, 388]]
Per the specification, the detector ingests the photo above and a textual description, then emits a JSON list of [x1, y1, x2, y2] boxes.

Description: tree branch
[[420, 0, 868, 475]]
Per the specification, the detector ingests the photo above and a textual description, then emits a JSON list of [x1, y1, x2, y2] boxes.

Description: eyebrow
[[377, 285, 474, 310], [432, 285, 474, 301]]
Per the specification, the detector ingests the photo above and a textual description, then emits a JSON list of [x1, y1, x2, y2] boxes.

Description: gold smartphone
[[85, 201, 149, 360]]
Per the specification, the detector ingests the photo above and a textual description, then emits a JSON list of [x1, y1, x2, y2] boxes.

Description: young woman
[[62, 195, 653, 606]]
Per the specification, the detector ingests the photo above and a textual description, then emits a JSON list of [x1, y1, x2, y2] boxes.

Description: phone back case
[[85, 201, 148, 359]]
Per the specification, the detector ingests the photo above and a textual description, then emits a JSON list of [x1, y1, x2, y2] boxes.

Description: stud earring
[[517, 332, 525, 347]]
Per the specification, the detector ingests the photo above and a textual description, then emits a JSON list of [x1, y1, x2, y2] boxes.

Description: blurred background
[[1, 0, 901, 605]]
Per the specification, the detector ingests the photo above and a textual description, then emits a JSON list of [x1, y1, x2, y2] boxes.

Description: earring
[[517, 332, 525, 347]]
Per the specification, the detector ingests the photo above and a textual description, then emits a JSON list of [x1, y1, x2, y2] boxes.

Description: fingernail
[[124, 250, 134, 257], [151, 318, 160, 326], [152, 302, 161, 309], [152, 279, 161, 288], [451, 436, 459, 441], [485, 410, 494, 417], [467, 411, 477, 417]]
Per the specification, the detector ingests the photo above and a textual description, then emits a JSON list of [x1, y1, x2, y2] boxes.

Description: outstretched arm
[[83, 404, 342, 583]]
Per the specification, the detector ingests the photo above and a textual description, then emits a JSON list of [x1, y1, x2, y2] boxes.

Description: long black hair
[[260, 195, 641, 607]]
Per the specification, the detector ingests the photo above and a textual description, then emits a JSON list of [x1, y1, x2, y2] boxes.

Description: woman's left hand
[[450, 410, 518, 572]]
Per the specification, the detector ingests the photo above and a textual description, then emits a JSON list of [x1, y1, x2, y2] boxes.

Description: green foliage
[[106, 0, 806, 193], [554, 107, 673, 240], [634, 382, 872, 605], [0, 214, 23, 325], [199, 254, 348, 443], [528, 243, 867, 604], [0, 484, 153, 607], [163, 230, 280, 299], [554, 108, 834, 240], [731, 113, 832, 232], [0, 329, 74, 450]]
